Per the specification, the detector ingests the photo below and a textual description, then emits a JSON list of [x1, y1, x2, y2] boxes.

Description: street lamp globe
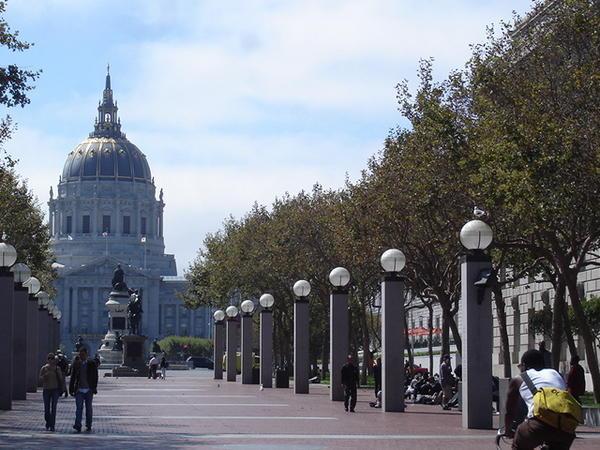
[[240, 299, 255, 314], [36, 291, 50, 307], [293, 280, 311, 297], [213, 309, 225, 322], [10, 262, 31, 283], [23, 276, 41, 295], [0, 242, 17, 267], [329, 267, 351, 288], [225, 305, 239, 318], [380, 249, 406, 273], [460, 220, 493, 250], [259, 293, 275, 309]]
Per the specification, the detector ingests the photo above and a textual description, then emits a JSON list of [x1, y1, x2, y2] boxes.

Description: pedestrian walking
[[39, 353, 65, 432], [341, 355, 360, 412], [56, 349, 70, 398], [373, 357, 381, 398], [160, 356, 168, 380], [69, 348, 99, 433], [566, 355, 585, 403], [440, 354, 454, 410]]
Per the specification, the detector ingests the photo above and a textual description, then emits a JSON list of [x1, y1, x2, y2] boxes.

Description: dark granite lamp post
[[329, 267, 350, 402], [459, 218, 494, 429], [225, 305, 239, 382], [259, 294, 274, 388], [240, 300, 255, 385], [10, 262, 31, 401], [35, 291, 50, 381], [0, 241, 17, 410], [213, 309, 226, 380], [380, 249, 407, 412], [23, 276, 41, 393], [293, 280, 310, 394]]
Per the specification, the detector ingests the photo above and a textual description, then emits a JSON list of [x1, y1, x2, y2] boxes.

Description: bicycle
[[496, 428, 549, 450]]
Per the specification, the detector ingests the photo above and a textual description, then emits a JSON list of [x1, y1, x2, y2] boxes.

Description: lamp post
[[380, 249, 407, 412], [36, 291, 50, 383], [459, 219, 493, 429], [213, 310, 226, 380], [11, 262, 30, 401], [259, 294, 274, 388], [46, 300, 55, 360], [23, 276, 41, 393], [0, 242, 17, 410], [225, 305, 239, 382], [329, 267, 350, 401], [240, 300, 255, 385], [293, 280, 310, 394], [56, 310, 62, 354]]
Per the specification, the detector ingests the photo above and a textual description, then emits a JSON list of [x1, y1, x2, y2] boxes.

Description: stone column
[[260, 309, 273, 388], [460, 252, 493, 429], [226, 317, 238, 382], [330, 288, 349, 401], [37, 306, 48, 387], [294, 297, 309, 394], [241, 313, 253, 384], [12, 284, 28, 400], [381, 273, 405, 412], [26, 294, 39, 393], [213, 320, 225, 380], [0, 269, 14, 410]]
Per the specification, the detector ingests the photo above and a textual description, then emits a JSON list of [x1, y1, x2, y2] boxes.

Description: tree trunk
[[565, 273, 600, 402], [441, 308, 450, 356], [492, 282, 512, 378], [561, 299, 577, 358], [427, 304, 434, 374], [551, 280, 566, 371], [358, 304, 371, 385], [321, 341, 329, 378], [404, 312, 414, 367], [447, 312, 462, 356]]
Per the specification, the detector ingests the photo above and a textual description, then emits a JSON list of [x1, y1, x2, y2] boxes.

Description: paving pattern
[[0, 369, 599, 449]]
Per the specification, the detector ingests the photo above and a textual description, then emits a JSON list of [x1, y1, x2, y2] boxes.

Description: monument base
[[112, 334, 148, 377]]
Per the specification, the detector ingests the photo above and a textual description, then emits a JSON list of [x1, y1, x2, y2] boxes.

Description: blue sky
[[3, 0, 529, 274]]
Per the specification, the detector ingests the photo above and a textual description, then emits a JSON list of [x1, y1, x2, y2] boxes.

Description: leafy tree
[[569, 296, 600, 348], [157, 336, 213, 360]]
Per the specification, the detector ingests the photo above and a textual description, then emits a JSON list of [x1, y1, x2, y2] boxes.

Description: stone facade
[[50, 69, 209, 352]]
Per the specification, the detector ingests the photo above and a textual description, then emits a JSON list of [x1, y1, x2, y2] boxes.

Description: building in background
[[49, 69, 209, 351]]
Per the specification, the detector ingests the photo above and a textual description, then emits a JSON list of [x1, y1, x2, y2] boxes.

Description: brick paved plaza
[[0, 369, 599, 450]]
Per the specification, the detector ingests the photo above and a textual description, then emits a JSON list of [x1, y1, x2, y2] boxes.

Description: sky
[[2, 0, 530, 275]]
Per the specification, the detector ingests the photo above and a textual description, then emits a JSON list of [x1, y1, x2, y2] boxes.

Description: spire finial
[[107, 63, 110, 75], [105, 64, 111, 90]]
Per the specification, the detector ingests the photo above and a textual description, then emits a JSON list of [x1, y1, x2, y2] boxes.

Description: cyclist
[[504, 349, 575, 449]]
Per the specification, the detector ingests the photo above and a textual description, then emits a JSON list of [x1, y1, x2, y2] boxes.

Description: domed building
[[49, 69, 209, 351]]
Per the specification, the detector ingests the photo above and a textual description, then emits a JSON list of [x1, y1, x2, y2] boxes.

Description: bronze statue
[[127, 291, 143, 335], [74, 335, 88, 353], [112, 331, 123, 351], [111, 264, 128, 291]]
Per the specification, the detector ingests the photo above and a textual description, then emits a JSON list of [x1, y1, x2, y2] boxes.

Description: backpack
[[521, 372, 583, 433]]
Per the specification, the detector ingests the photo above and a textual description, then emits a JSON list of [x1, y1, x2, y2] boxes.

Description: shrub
[[157, 336, 213, 360]]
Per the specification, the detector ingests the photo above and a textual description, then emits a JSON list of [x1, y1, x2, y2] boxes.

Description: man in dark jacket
[[566, 355, 585, 403], [69, 348, 100, 433], [341, 355, 360, 412]]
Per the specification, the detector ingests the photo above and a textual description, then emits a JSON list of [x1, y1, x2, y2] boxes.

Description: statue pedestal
[[112, 335, 148, 377], [99, 290, 129, 366]]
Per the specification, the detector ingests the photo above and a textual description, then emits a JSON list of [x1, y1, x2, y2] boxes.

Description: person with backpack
[[39, 353, 66, 432], [504, 349, 582, 449]]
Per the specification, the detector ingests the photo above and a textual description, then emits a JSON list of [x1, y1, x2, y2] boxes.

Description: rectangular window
[[82, 215, 91, 234], [102, 215, 111, 234], [123, 216, 131, 235], [141, 217, 147, 235], [66, 216, 73, 234]]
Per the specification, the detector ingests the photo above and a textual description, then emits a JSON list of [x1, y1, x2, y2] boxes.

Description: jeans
[[344, 385, 357, 411], [75, 390, 94, 429], [161, 367, 166, 379], [43, 388, 60, 429]]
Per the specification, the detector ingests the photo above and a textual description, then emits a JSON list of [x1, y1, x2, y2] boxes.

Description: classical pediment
[[59, 255, 148, 279]]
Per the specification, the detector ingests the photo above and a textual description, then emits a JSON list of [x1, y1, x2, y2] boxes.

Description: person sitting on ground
[[505, 349, 576, 449]]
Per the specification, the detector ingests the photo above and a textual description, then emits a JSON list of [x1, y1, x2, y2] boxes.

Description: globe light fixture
[[240, 299, 255, 315], [329, 267, 350, 288], [225, 305, 239, 318], [380, 249, 406, 273], [0, 242, 17, 267], [10, 263, 31, 283], [23, 276, 41, 295], [36, 291, 50, 308], [293, 280, 311, 297], [259, 293, 275, 309], [460, 220, 493, 250], [213, 309, 225, 322]]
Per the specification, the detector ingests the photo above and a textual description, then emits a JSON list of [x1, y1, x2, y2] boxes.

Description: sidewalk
[[0, 369, 598, 449]]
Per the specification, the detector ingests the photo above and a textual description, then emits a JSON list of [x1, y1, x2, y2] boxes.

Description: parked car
[[186, 356, 214, 369]]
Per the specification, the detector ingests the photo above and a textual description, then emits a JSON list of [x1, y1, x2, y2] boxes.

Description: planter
[[583, 407, 600, 427]]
